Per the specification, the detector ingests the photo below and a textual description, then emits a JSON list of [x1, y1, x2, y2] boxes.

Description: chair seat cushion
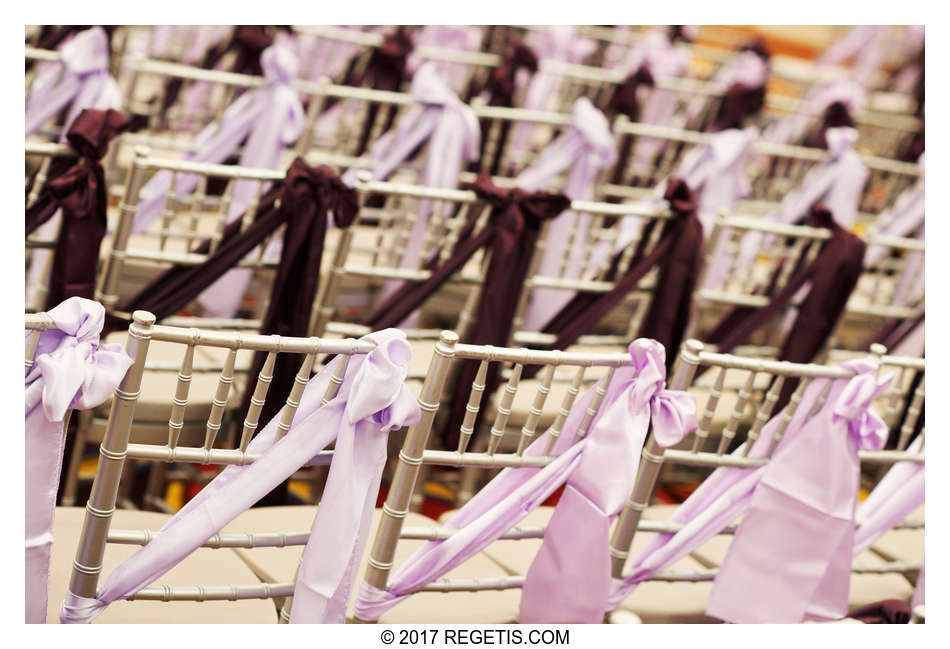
[[867, 504, 924, 563], [224, 506, 522, 623], [47, 507, 277, 623]]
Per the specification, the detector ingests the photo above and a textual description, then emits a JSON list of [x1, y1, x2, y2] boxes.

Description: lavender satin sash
[[25, 298, 133, 623], [607, 359, 884, 610], [866, 153, 924, 267], [354, 339, 696, 622], [853, 434, 924, 556], [517, 97, 616, 330], [409, 26, 483, 95], [736, 126, 867, 271], [508, 26, 596, 168], [26, 27, 121, 137], [519, 340, 697, 623], [764, 79, 866, 147], [342, 63, 479, 320], [131, 41, 305, 237], [60, 329, 420, 624], [818, 26, 885, 89], [707, 369, 892, 623]]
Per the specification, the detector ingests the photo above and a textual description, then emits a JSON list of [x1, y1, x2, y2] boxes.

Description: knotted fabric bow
[[479, 38, 538, 108], [707, 367, 892, 623], [341, 63, 480, 322], [26, 27, 121, 137], [472, 38, 538, 175], [608, 359, 889, 618], [363, 173, 567, 447], [25, 109, 130, 309], [764, 79, 866, 147], [132, 41, 305, 237], [26, 297, 133, 623], [508, 26, 597, 167], [115, 160, 357, 439], [538, 179, 703, 371], [355, 339, 696, 622], [60, 329, 420, 624], [158, 26, 274, 120], [705, 43, 770, 132], [517, 97, 617, 330]]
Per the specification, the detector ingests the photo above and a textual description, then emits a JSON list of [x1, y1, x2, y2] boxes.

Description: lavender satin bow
[[520, 340, 696, 623], [518, 97, 617, 330], [606, 359, 884, 611], [342, 62, 479, 319], [508, 26, 597, 167], [25, 297, 133, 624], [706, 367, 892, 623], [354, 339, 696, 622], [26, 27, 121, 138], [60, 328, 420, 624], [132, 41, 305, 236]]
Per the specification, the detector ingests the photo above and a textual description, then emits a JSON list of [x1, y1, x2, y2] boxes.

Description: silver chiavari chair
[[26, 310, 57, 374], [605, 340, 918, 622], [25, 45, 69, 140], [690, 212, 833, 357], [604, 117, 923, 224], [53, 313, 376, 623], [313, 172, 491, 379], [60, 148, 291, 509], [292, 25, 501, 99], [352, 332, 637, 622], [762, 93, 923, 161], [450, 196, 677, 504], [25, 142, 79, 312], [98, 146, 285, 325]]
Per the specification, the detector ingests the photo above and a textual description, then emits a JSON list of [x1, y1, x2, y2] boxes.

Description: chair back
[[67, 312, 375, 608]]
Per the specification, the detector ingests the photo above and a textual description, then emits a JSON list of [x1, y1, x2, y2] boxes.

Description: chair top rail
[[451, 340, 633, 367], [132, 148, 285, 180], [24, 46, 60, 62], [146, 319, 375, 355], [25, 142, 77, 157], [25, 313, 56, 331], [614, 119, 923, 176], [715, 214, 833, 239], [867, 233, 926, 252]]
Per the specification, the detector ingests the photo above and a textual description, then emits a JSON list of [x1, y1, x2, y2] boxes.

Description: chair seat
[[223, 506, 522, 623], [867, 504, 925, 563], [439, 504, 719, 623], [47, 507, 277, 623]]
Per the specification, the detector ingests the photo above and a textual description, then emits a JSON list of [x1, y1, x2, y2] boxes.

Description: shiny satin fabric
[[26, 27, 121, 137], [60, 329, 420, 623], [354, 340, 696, 623], [706, 369, 892, 623], [25, 109, 130, 309], [25, 298, 133, 623], [607, 359, 890, 623], [516, 97, 617, 331]]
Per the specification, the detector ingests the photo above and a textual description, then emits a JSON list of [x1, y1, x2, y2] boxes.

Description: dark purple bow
[[26, 108, 129, 308]]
